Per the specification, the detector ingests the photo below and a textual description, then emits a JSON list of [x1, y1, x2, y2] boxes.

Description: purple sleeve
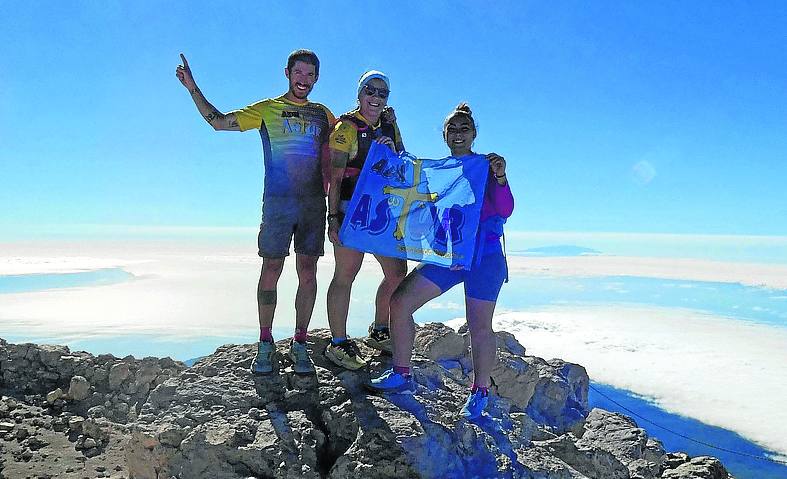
[[491, 180, 514, 218], [480, 174, 514, 220]]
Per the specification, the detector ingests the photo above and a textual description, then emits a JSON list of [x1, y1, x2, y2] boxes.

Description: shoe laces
[[335, 339, 360, 357], [371, 327, 390, 341], [290, 341, 309, 362], [378, 368, 401, 381]]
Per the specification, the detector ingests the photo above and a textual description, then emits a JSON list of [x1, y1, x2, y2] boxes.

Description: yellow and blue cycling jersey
[[328, 110, 403, 159], [329, 110, 404, 201], [233, 95, 335, 199]]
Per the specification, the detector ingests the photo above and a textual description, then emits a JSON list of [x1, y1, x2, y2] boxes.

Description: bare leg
[[257, 257, 285, 329], [389, 271, 443, 368], [373, 255, 408, 328], [294, 254, 319, 332], [326, 245, 364, 339], [465, 297, 497, 388]]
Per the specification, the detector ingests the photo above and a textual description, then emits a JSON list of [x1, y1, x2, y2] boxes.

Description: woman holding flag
[[324, 71, 408, 370], [368, 103, 514, 420]]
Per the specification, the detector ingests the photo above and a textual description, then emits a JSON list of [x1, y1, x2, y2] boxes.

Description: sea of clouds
[[2, 238, 786, 460]]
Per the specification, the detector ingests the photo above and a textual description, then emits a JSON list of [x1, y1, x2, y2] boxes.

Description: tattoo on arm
[[205, 110, 221, 124], [189, 88, 235, 130], [229, 119, 239, 128]]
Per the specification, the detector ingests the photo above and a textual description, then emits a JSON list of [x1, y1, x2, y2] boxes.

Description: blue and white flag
[[339, 142, 489, 269]]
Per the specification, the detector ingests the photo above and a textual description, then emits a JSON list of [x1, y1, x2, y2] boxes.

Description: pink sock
[[471, 384, 489, 397], [394, 365, 412, 377], [259, 327, 273, 343], [293, 328, 308, 343]]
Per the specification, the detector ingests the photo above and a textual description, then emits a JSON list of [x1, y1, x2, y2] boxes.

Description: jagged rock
[[535, 433, 629, 478], [492, 353, 587, 432], [0, 334, 734, 479], [108, 363, 131, 390], [496, 330, 527, 356], [127, 330, 590, 479], [15, 426, 29, 440], [512, 446, 588, 478], [629, 458, 661, 478], [24, 435, 48, 450], [84, 445, 101, 458], [45, 388, 63, 404], [510, 412, 539, 446], [661, 456, 729, 478], [578, 408, 647, 458], [413, 323, 467, 361], [81, 418, 110, 443], [0, 340, 185, 430], [37, 345, 69, 369], [449, 322, 588, 433], [67, 416, 84, 433], [134, 361, 161, 390], [645, 438, 666, 463], [663, 452, 691, 469], [67, 376, 90, 401], [88, 405, 107, 419], [455, 323, 527, 356], [577, 408, 666, 479]]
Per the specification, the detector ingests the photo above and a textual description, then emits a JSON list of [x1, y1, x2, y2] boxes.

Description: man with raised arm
[[176, 50, 335, 375]]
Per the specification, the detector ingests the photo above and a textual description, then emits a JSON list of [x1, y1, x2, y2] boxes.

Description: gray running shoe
[[288, 340, 316, 375], [251, 340, 276, 375]]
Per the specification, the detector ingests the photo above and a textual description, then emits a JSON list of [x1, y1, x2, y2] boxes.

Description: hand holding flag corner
[[339, 142, 489, 269]]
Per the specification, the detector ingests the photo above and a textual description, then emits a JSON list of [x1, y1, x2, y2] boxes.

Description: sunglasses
[[363, 85, 390, 99]]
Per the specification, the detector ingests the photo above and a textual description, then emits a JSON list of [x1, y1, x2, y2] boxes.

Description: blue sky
[[2, 1, 786, 237]]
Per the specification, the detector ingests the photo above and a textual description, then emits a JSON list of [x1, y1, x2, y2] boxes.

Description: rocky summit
[[0, 325, 732, 479]]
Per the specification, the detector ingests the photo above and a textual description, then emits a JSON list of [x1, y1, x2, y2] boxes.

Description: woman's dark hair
[[286, 49, 320, 76], [444, 102, 476, 129], [443, 102, 477, 135]]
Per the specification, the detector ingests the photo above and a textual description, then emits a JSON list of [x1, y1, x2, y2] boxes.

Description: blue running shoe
[[288, 340, 316, 375], [251, 341, 276, 375], [460, 389, 489, 419], [366, 368, 417, 394]]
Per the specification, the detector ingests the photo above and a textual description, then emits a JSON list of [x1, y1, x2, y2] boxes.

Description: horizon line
[[1, 224, 786, 242]]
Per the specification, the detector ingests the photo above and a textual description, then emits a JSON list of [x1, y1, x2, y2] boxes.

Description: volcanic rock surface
[[0, 326, 732, 478]]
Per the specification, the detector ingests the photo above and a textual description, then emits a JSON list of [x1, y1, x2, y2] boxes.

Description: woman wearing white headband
[[324, 71, 407, 370]]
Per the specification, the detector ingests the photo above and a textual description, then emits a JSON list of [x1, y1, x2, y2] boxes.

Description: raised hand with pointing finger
[[175, 53, 197, 92], [175, 53, 239, 131], [174, 49, 335, 377]]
